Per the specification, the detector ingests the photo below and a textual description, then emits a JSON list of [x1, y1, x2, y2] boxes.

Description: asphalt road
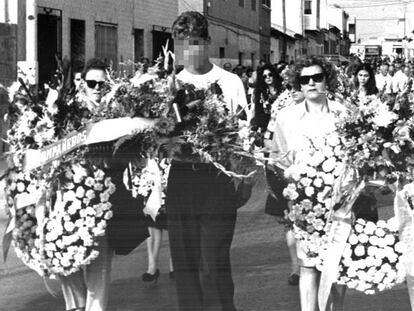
[[0, 173, 412, 311]]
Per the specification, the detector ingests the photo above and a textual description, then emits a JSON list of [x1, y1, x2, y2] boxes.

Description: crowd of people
[[8, 9, 414, 311]]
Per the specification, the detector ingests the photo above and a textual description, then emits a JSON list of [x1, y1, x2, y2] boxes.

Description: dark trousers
[[166, 161, 238, 311]]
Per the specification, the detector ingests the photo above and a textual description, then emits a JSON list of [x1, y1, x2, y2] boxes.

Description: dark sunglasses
[[263, 73, 273, 78], [85, 80, 105, 89], [299, 73, 324, 85]]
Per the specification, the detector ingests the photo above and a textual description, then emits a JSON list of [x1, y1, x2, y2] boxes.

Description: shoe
[[169, 270, 175, 279], [142, 269, 160, 284], [287, 272, 299, 286]]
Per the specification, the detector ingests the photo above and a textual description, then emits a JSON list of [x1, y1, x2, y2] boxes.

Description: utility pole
[[25, 0, 38, 85]]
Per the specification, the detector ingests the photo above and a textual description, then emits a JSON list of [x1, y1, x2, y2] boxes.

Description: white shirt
[[176, 64, 248, 117], [392, 71, 409, 92], [375, 73, 393, 94], [271, 99, 345, 168]]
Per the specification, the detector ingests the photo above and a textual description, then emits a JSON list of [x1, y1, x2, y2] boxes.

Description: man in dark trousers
[[167, 11, 249, 311]]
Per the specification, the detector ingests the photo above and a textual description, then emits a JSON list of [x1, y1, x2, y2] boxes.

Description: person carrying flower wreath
[[58, 58, 149, 311], [166, 11, 249, 311], [269, 56, 347, 311]]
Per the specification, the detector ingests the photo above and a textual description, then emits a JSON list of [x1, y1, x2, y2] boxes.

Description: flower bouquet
[[318, 218, 406, 294], [41, 160, 116, 276], [282, 132, 345, 261], [172, 82, 258, 179], [336, 90, 414, 182]]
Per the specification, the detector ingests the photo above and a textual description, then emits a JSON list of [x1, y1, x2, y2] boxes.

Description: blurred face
[[84, 69, 106, 103], [263, 69, 274, 85], [388, 66, 395, 76], [299, 65, 326, 101], [174, 36, 209, 69], [404, 67, 411, 76], [223, 63, 232, 71], [380, 65, 388, 76], [357, 69, 370, 87], [73, 72, 82, 90]]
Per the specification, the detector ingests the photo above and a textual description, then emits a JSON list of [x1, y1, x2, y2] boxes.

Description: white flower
[[322, 157, 337, 173], [368, 235, 379, 246], [75, 186, 86, 198], [309, 151, 325, 167], [17, 182, 26, 192], [364, 222, 376, 235], [348, 234, 359, 245], [283, 184, 299, 200], [358, 233, 369, 244], [354, 224, 364, 234], [104, 210, 113, 220], [305, 186, 315, 197], [394, 241, 405, 254], [384, 235, 395, 246], [84, 177, 95, 187], [313, 178, 323, 188], [94, 183, 104, 192], [94, 169, 106, 181], [64, 222, 75, 232], [322, 173, 334, 185], [375, 228, 386, 238], [327, 133, 340, 147], [300, 177, 312, 187], [85, 189, 96, 200], [67, 200, 81, 215], [63, 190, 76, 202], [306, 166, 317, 178], [100, 191, 111, 203]]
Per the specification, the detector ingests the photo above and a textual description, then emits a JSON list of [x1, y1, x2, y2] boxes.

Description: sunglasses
[[299, 73, 324, 85], [263, 74, 273, 79], [85, 80, 105, 89]]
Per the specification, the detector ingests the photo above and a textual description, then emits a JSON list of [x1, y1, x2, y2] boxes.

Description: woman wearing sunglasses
[[251, 63, 283, 130], [59, 58, 149, 311], [270, 57, 346, 311]]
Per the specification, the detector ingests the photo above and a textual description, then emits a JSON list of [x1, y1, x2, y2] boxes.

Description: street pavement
[[0, 173, 412, 311]]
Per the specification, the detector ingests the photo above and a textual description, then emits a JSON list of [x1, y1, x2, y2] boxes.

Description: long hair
[[353, 63, 379, 95], [254, 64, 283, 104], [253, 63, 283, 129]]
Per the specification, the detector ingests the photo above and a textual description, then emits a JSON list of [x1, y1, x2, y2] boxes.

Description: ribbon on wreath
[[393, 184, 414, 308], [23, 117, 157, 171], [318, 166, 365, 311]]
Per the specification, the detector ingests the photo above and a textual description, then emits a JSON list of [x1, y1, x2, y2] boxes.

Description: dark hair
[[294, 56, 338, 93], [172, 11, 209, 40], [81, 58, 108, 79], [253, 63, 283, 129], [353, 63, 378, 95]]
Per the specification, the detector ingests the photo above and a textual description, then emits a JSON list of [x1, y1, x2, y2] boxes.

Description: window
[[134, 29, 144, 63], [219, 47, 225, 58], [239, 52, 244, 65], [304, 0, 312, 14], [70, 19, 85, 70], [239, 0, 244, 7], [95, 22, 118, 69], [251, 0, 256, 11]]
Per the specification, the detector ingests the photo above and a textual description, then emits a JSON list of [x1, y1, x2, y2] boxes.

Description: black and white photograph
[[1, 0, 414, 310]]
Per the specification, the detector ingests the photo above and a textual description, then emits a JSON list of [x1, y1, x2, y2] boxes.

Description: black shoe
[[169, 270, 175, 279], [287, 273, 299, 286], [142, 269, 160, 284]]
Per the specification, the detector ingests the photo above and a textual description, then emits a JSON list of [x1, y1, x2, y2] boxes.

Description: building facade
[[180, 0, 271, 68], [270, 0, 350, 63], [15, 0, 178, 85]]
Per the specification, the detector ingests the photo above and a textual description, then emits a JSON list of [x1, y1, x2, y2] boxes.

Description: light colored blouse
[[270, 99, 345, 169]]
